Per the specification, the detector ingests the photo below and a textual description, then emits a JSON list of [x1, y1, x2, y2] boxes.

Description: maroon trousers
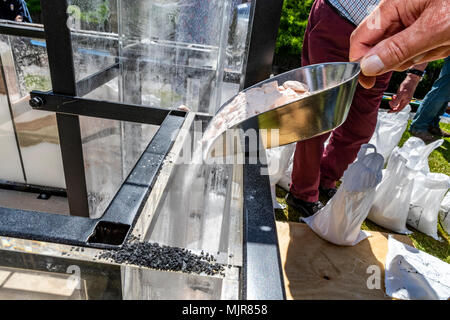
[[290, 0, 392, 202]]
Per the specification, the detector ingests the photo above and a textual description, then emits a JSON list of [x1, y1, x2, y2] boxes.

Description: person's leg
[[290, 133, 330, 202], [430, 101, 448, 128], [290, 0, 357, 203], [319, 72, 392, 189], [289, 0, 325, 203], [410, 56, 450, 132], [430, 57, 450, 130]]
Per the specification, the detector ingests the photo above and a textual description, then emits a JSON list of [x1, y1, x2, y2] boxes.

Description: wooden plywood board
[[276, 222, 413, 300]]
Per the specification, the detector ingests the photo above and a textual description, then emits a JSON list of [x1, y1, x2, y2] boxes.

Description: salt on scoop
[[283, 80, 309, 93], [202, 80, 310, 146]]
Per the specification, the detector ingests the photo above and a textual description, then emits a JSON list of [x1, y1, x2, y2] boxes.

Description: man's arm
[[389, 62, 427, 113]]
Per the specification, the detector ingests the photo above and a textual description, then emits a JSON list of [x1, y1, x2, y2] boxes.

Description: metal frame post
[[243, 0, 284, 89], [40, 0, 90, 217], [241, 0, 286, 300]]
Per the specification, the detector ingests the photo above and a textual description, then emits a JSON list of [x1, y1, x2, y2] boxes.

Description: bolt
[[29, 97, 44, 108]]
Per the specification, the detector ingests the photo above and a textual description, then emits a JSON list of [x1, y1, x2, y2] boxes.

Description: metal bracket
[[29, 90, 186, 126]]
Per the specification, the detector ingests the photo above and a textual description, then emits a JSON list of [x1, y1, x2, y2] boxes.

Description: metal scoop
[[204, 62, 360, 159]]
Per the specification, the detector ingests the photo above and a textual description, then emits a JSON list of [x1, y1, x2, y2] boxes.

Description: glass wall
[[0, 41, 24, 183], [67, 0, 253, 113], [0, 34, 66, 189], [0, 1, 254, 220]]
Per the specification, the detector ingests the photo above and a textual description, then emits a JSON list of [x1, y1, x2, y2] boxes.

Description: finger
[[349, 0, 406, 62], [409, 46, 450, 65], [394, 61, 416, 72], [390, 102, 407, 113], [389, 95, 399, 108], [358, 74, 376, 89], [359, 18, 448, 76], [390, 47, 450, 71]]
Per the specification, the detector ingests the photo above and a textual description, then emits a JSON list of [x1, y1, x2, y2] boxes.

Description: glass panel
[[0, 266, 87, 299], [66, 1, 159, 218], [68, 0, 254, 114], [118, 0, 233, 114], [66, 0, 255, 218], [121, 265, 225, 300], [0, 34, 66, 189], [0, 236, 240, 300], [222, 1, 253, 104], [0, 55, 24, 183], [79, 74, 159, 219], [67, 0, 118, 82], [144, 116, 243, 261]]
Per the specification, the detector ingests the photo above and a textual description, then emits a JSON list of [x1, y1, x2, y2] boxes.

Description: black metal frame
[[0, 0, 286, 300], [41, 0, 90, 217], [240, 0, 286, 300], [0, 114, 185, 249], [0, 180, 66, 197]]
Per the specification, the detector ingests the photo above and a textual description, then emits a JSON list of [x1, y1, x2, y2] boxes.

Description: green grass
[[275, 121, 450, 263], [24, 74, 52, 92]]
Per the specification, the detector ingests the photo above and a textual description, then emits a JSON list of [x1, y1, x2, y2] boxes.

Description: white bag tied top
[[342, 144, 384, 192], [303, 144, 384, 246]]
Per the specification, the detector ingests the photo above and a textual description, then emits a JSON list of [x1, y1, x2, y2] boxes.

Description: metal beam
[[243, 0, 284, 89], [0, 114, 186, 249], [41, 0, 90, 217], [0, 180, 66, 197], [76, 62, 120, 97], [241, 0, 286, 300], [30, 91, 186, 126], [0, 20, 45, 39]]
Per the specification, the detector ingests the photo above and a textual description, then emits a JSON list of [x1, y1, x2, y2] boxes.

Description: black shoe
[[285, 193, 324, 220], [410, 130, 439, 144], [319, 186, 337, 203], [428, 126, 450, 138]]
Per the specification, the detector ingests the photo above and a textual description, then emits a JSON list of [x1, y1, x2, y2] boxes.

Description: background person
[[409, 56, 450, 143], [0, 0, 32, 22]]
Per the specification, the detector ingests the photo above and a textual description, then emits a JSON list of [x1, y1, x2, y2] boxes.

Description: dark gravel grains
[[97, 235, 225, 276]]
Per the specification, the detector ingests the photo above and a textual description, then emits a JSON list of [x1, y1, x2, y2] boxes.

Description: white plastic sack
[[368, 137, 444, 234], [303, 144, 384, 246], [385, 236, 450, 300], [266, 143, 296, 186], [277, 151, 294, 191], [277, 136, 332, 192], [368, 149, 414, 234], [407, 172, 450, 240], [439, 192, 450, 235], [369, 105, 411, 164], [266, 144, 296, 208], [397, 137, 443, 173]]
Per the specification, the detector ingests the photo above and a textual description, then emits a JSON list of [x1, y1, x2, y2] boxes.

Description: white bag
[[368, 137, 444, 234], [407, 172, 450, 240], [368, 148, 414, 234], [303, 144, 384, 246], [438, 192, 450, 235], [276, 149, 295, 192], [397, 137, 443, 173], [266, 144, 296, 208], [278, 136, 333, 192], [369, 105, 411, 164], [385, 236, 450, 300]]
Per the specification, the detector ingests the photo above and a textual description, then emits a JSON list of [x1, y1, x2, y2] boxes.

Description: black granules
[[97, 236, 225, 276]]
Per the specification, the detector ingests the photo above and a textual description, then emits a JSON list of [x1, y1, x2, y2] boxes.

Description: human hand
[[15, 15, 23, 22], [349, 0, 450, 88], [389, 74, 420, 112]]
